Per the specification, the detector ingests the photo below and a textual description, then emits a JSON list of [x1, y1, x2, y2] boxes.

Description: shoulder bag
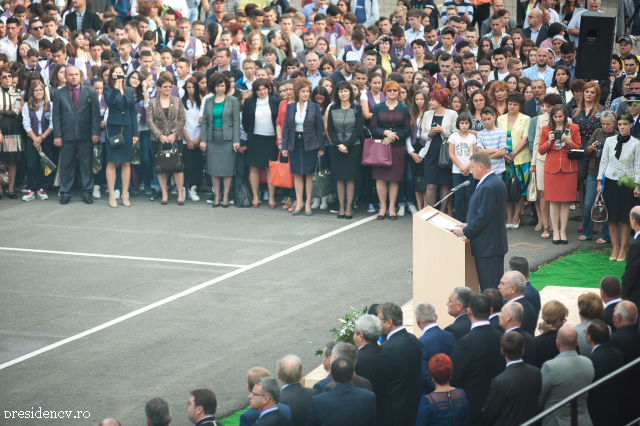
[[568, 149, 584, 160], [269, 152, 294, 188], [106, 125, 125, 149], [527, 173, 538, 202], [234, 171, 252, 208], [591, 190, 608, 223], [154, 142, 183, 174], [312, 156, 332, 198], [438, 136, 452, 168], [362, 138, 392, 167], [0, 146, 10, 186]]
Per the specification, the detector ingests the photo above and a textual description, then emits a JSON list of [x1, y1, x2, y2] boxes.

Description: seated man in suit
[[323, 343, 372, 392], [240, 368, 291, 426], [481, 332, 542, 426], [312, 342, 337, 394], [610, 301, 640, 425], [444, 287, 474, 341], [482, 288, 504, 331], [415, 301, 456, 394], [451, 294, 506, 425], [499, 302, 536, 366], [498, 271, 538, 335], [306, 358, 376, 426], [276, 355, 316, 426], [249, 377, 292, 426], [585, 320, 624, 426], [509, 256, 541, 317], [600, 276, 622, 332], [353, 314, 391, 426], [186, 389, 219, 426], [538, 327, 594, 426]]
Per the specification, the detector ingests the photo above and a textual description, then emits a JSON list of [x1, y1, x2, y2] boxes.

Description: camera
[[382, 36, 392, 43], [594, 142, 604, 159], [554, 130, 563, 141], [116, 75, 126, 80]]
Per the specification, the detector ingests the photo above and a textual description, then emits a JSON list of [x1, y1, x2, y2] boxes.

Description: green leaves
[[315, 306, 369, 355]]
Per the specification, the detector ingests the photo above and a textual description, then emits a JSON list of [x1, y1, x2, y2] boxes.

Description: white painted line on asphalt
[[0, 247, 246, 268], [0, 214, 378, 371]]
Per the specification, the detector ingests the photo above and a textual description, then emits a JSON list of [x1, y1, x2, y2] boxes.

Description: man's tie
[[72, 87, 78, 110], [633, 118, 640, 138]]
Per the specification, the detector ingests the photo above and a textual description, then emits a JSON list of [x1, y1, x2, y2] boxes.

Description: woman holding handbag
[[539, 104, 581, 245], [200, 73, 240, 208], [597, 112, 640, 262], [104, 64, 138, 208], [146, 74, 186, 206], [420, 89, 458, 214], [326, 80, 364, 219], [281, 78, 325, 217], [276, 80, 297, 212], [370, 80, 412, 221]]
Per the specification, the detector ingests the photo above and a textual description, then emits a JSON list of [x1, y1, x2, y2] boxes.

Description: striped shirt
[[440, 0, 474, 25], [476, 127, 508, 174]]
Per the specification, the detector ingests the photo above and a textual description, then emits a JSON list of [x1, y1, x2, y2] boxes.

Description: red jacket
[[538, 123, 582, 173]]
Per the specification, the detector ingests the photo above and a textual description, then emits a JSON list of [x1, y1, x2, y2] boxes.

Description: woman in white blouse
[[597, 112, 640, 262], [181, 77, 203, 203]]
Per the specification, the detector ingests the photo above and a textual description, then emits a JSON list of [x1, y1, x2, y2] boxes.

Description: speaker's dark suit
[[610, 325, 640, 425], [622, 235, 640, 309], [255, 408, 292, 426], [523, 98, 540, 118], [64, 8, 103, 32], [306, 383, 376, 426], [587, 343, 625, 426], [523, 24, 549, 47], [417, 325, 456, 394], [444, 313, 472, 341], [381, 328, 422, 426], [513, 298, 538, 336], [509, 326, 537, 366], [355, 343, 391, 426], [601, 301, 620, 332], [240, 404, 292, 426], [323, 375, 372, 392], [489, 314, 502, 331], [451, 324, 506, 426], [462, 172, 508, 291], [280, 383, 315, 426], [481, 361, 542, 426]]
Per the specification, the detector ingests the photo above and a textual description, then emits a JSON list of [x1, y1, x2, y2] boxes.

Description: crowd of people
[[0, 0, 637, 244], [94, 255, 640, 426]]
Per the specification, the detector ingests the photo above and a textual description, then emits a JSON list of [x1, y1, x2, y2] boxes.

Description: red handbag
[[361, 138, 392, 167], [269, 152, 294, 188]]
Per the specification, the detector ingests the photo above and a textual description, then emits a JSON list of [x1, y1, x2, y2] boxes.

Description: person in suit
[[144, 398, 172, 426], [574, 292, 606, 355], [239, 368, 292, 426], [64, 0, 102, 32], [610, 301, 640, 425], [523, 79, 546, 118], [249, 377, 292, 426], [444, 287, 474, 341], [52, 65, 101, 204], [306, 358, 376, 426], [451, 152, 508, 291], [483, 288, 504, 331], [622, 206, 640, 309], [523, 10, 549, 47], [498, 271, 538, 335], [508, 257, 541, 317], [499, 302, 537, 366], [415, 302, 456, 395], [481, 332, 542, 426], [312, 343, 337, 395], [600, 276, 622, 332], [186, 388, 219, 426], [450, 294, 505, 426], [538, 326, 595, 426], [353, 314, 391, 426], [322, 343, 373, 392], [585, 320, 625, 426], [378, 302, 422, 426], [276, 356, 315, 426]]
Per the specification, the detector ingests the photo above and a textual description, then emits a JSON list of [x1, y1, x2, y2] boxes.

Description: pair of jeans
[[397, 154, 415, 207], [452, 173, 475, 222], [139, 131, 153, 189], [25, 136, 53, 191], [583, 173, 610, 240], [187, 6, 199, 23]]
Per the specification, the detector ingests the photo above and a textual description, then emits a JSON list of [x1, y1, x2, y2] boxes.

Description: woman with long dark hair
[[181, 76, 203, 202]]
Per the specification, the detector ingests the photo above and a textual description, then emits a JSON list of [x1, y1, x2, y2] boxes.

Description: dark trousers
[[59, 139, 94, 197], [475, 255, 504, 291], [25, 135, 54, 191], [452, 173, 475, 222], [182, 145, 204, 188], [473, 3, 491, 31]]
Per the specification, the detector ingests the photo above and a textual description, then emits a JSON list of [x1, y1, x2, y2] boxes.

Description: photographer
[[363, 34, 396, 76], [580, 110, 616, 243]]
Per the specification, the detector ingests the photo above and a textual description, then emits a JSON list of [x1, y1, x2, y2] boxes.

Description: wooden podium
[[412, 206, 480, 336]]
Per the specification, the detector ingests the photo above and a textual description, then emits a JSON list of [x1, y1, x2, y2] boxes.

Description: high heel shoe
[[109, 198, 117, 208], [122, 198, 131, 207]]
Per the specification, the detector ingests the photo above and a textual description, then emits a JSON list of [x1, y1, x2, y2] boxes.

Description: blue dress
[[414, 389, 469, 426], [104, 86, 138, 163]]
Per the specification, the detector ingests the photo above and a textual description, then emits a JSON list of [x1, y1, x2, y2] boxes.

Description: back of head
[[506, 271, 526, 295], [469, 151, 492, 170], [469, 294, 491, 320], [501, 331, 524, 360], [539, 300, 568, 334], [277, 355, 303, 385], [508, 256, 530, 278], [503, 301, 523, 324], [333, 342, 358, 365], [331, 357, 355, 385], [144, 398, 171, 426], [600, 276, 621, 299], [255, 377, 280, 403], [586, 319, 609, 345], [577, 292, 604, 320], [557, 325, 578, 350], [415, 302, 437, 324], [380, 302, 403, 327], [453, 287, 474, 309], [247, 367, 270, 390], [614, 301, 639, 325], [428, 354, 453, 386], [482, 288, 504, 314], [190, 389, 217, 416], [355, 314, 382, 343]]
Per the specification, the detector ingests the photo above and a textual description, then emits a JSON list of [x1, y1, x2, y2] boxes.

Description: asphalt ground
[[0, 191, 606, 426]]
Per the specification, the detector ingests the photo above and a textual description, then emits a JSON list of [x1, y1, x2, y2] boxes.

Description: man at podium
[[451, 152, 508, 291]]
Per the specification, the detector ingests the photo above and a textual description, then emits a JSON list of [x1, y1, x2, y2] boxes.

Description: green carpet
[[219, 408, 248, 426], [530, 248, 625, 291]]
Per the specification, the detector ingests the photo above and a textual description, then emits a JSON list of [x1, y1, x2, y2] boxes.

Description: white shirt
[[470, 320, 490, 330], [176, 74, 189, 98], [386, 326, 405, 340], [605, 298, 622, 308], [120, 57, 135, 76], [0, 36, 18, 62], [183, 99, 201, 142], [477, 170, 494, 187], [422, 323, 438, 333], [167, 36, 205, 57], [524, 6, 560, 29], [338, 43, 366, 61], [507, 295, 525, 303], [254, 97, 275, 136], [505, 326, 519, 333], [635, 230, 640, 239], [506, 359, 524, 367], [487, 70, 509, 82], [161, 0, 189, 17], [591, 344, 601, 353], [295, 101, 308, 132], [199, 93, 214, 118], [259, 407, 279, 419], [488, 312, 500, 320], [22, 102, 53, 135]]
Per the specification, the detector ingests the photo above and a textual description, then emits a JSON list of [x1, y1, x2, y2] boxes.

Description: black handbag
[[438, 137, 452, 168], [591, 191, 608, 222], [504, 174, 521, 203], [234, 172, 252, 208], [0, 146, 10, 186], [312, 156, 332, 198], [414, 176, 427, 192], [107, 125, 125, 149], [568, 149, 584, 160], [154, 142, 183, 174]]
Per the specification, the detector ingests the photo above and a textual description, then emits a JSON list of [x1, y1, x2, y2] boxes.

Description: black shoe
[[345, 215, 353, 220], [8, 192, 17, 199], [552, 239, 561, 245], [528, 217, 538, 226], [82, 195, 93, 204], [0, 193, 3, 200], [337, 214, 345, 219], [211, 202, 220, 207], [60, 196, 70, 204], [560, 239, 568, 245]]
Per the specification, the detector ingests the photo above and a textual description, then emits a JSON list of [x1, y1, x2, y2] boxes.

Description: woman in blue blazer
[[104, 64, 138, 208], [282, 78, 325, 216]]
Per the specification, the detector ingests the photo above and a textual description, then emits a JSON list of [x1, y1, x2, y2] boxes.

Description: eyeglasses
[[386, 88, 398, 92], [250, 392, 267, 397], [31, 26, 43, 31]]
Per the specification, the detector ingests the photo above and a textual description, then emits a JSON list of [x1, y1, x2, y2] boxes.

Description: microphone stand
[[432, 190, 456, 209]]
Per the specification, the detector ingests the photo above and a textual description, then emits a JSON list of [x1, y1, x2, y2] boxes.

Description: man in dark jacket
[[499, 302, 536, 366], [444, 287, 474, 341], [276, 356, 315, 426], [600, 276, 622, 332], [622, 206, 640, 310], [64, 0, 102, 32], [415, 301, 455, 394], [249, 378, 292, 426], [499, 271, 538, 335], [610, 301, 640, 425]]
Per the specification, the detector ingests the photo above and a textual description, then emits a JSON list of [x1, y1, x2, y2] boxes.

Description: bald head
[[530, 9, 543, 20], [65, 65, 81, 86], [99, 419, 121, 426], [630, 206, 640, 230], [503, 301, 523, 324], [277, 355, 303, 385], [614, 301, 639, 327], [556, 326, 578, 351]]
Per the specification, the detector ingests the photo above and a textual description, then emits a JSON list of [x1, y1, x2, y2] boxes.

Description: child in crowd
[[448, 112, 476, 222]]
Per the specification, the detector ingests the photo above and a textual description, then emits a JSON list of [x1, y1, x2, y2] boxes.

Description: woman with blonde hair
[[245, 30, 263, 61], [573, 293, 605, 355], [534, 300, 568, 368]]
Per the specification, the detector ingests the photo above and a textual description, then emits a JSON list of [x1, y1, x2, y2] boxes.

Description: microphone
[[451, 180, 471, 193]]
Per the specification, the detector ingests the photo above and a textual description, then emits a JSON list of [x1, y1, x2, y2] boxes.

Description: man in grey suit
[[52, 65, 101, 204], [538, 326, 595, 426]]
